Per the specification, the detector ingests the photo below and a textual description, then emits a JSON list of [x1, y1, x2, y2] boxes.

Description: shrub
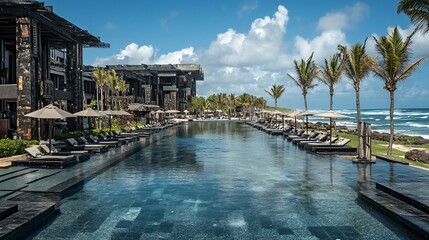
[[0, 139, 39, 158]]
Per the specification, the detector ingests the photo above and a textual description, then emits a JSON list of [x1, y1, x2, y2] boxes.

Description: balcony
[[163, 86, 178, 92], [0, 84, 17, 99]]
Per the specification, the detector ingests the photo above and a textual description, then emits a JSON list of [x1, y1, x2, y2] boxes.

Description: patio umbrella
[[260, 109, 271, 120], [296, 111, 314, 135], [271, 110, 282, 122], [285, 110, 301, 131], [73, 108, 102, 135], [315, 110, 351, 145], [183, 109, 190, 119], [115, 110, 132, 116], [25, 104, 75, 154], [155, 109, 164, 120]]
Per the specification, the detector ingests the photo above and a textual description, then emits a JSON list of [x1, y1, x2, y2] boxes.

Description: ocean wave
[[409, 123, 429, 128], [361, 110, 389, 115]]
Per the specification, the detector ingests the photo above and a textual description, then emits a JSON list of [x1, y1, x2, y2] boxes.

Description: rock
[[411, 137, 429, 145], [405, 149, 429, 164]]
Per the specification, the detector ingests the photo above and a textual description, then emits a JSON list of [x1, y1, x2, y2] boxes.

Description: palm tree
[[338, 41, 374, 130], [107, 69, 119, 110], [287, 53, 319, 110], [117, 79, 128, 110], [226, 94, 236, 118], [317, 53, 345, 110], [264, 84, 285, 108], [237, 93, 251, 118], [372, 27, 427, 155], [397, 0, 429, 34], [92, 66, 105, 111]]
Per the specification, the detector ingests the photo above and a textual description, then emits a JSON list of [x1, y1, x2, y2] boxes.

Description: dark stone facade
[[16, 17, 37, 139]]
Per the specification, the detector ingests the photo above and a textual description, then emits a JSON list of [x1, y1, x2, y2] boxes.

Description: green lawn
[[265, 106, 293, 113], [339, 133, 429, 169]]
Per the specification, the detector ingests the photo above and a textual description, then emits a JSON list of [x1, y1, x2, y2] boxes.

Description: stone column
[[143, 85, 151, 104], [16, 17, 38, 140]]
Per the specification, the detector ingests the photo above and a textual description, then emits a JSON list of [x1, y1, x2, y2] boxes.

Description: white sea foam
[[409, 123, 429, 128]]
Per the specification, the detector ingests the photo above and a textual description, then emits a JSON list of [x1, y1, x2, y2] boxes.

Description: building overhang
[[0, 0, 109, 48]]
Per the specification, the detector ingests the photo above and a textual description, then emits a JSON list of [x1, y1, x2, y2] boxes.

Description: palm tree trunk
[[329, 88, 334, 111], [387, 91, 395, 156], [356, 89, 362, 158], [100, 89, 104, 111], [275, 99, 277, 108], [303, 94, 308, 111], [96, 85, 100, 111]]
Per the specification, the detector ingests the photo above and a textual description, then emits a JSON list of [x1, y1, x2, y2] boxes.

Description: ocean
[[309, 108, 429, 139]]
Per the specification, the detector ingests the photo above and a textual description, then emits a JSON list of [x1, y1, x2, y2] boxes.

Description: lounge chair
[[291, 132, 320, 144], [297, 134, 330, 148], [307, 138, 353, 152], [80, 136, 120, 148], [39, 144, 90, 162], [11, 146, 77, 168], [63, 138, 108, 153], [99, 133, 128, 144], [286, 130, 306, 141], [301, 136, 339, 150]]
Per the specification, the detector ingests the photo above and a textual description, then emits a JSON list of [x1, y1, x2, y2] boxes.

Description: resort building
[[103, 64, 204, 111], [0, 0, 108, 139]]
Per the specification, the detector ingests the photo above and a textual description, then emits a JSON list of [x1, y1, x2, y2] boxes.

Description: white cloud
[[94, 43, 155, 65], [156, 47, 195, 64], [317, 2, 369, 31], [292, 30, 348, 64], [203, 5, 289, 68], [93, 44, 196, 66]]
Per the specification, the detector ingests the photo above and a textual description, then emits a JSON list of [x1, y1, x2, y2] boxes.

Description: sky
[[43, 0, 429, 110]]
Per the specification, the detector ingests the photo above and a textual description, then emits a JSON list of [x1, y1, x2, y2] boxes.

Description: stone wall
[[163, 92, 177, 110], [143, 85, 151, 104]]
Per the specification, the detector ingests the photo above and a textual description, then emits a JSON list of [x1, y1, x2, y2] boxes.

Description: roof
[[0, 0, 109, 48]]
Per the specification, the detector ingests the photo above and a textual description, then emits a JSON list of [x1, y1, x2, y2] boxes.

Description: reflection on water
[[33, 121, 427, 239]]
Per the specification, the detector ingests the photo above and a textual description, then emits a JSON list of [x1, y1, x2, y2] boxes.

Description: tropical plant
[[117, 79, 128, 110], [338, 41, 375, 130], [372, 26, 427, 155], [191, 96, 204, 116], [287, 53, 319, 110], [87, 100, 98, 110], [317, 53, 345, 110], [107, 69, 119, 110], [338, 40, 375, 159], [397, 0, 429, 34], [226, 94, 237, 118], [264, 84, 285, 108], [92, 66, 105, 111]]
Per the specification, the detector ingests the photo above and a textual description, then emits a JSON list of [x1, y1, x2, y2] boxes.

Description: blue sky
[[44, 0, 429, 110]]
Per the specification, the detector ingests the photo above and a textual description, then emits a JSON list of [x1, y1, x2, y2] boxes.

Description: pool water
[[32, 121, 424, 239]]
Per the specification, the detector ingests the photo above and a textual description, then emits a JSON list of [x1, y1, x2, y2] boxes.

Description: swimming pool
[[32, 121, 423, 239]]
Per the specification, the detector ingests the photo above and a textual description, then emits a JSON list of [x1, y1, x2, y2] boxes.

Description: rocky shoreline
[[303, 121, 429, 145]]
